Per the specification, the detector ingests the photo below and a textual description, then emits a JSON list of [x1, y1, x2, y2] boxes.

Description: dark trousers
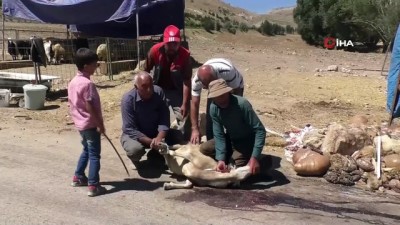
[[120, 129, 183, 161], [199, 138, 251, 167], [75, 128, 101, 186], [199, 138, 272, 174], [164, 89, 192, 141]]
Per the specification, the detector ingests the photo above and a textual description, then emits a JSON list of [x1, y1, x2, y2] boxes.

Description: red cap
[[163, 25, 181, 43]]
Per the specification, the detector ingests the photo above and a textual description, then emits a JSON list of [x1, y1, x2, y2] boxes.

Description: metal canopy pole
[[136, 2, 140, 67], [106, 37, 112, 80], [2, 14, 5, 61]]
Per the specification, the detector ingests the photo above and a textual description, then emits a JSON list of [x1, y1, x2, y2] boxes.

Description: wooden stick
[[375, 135, 381, 179]]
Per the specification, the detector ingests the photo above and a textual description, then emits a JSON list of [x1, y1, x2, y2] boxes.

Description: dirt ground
[[1, 29, 400, 224]]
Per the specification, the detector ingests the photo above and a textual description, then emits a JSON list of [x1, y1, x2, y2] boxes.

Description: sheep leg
[[163, 179, 193, 190]]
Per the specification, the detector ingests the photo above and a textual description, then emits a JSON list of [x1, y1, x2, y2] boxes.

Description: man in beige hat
[[201, 78, 266, 175]]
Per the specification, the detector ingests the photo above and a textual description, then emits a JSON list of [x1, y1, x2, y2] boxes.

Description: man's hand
[[150, 137, 162, 150], [248, 157, 260, 175], [190, 128, 201, 145], [180, 103, 188, 118], [216, 160, 229, 173]]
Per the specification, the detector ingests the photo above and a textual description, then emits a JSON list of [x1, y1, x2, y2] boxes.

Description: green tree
[[259, 20, 274, 36], [239, 22, 249, 32], [294, 0, 399, 49], [216, 22, 222, 31], [202, 17, 214, 32], [294, 0, 325, 45], [286, 25, 295, 34], [224, 22, 236, 34], [349, 0, 400, 50]]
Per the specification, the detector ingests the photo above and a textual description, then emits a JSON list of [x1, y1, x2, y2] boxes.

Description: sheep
[[96, 43, 108, 61], [52, 43, 65, 64], [158, 143, 252, 190], [44, 40, 54, 64], [16, 40, 31, 60], [97, 43, 133, 61], [7, 39, 31, 60], [7, 39, 17, 60]]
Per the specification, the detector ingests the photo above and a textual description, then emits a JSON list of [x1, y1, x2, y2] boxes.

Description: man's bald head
[[134, 71, 153, 86], [197, 65, 216, 88], [134, 71, 154, 100]]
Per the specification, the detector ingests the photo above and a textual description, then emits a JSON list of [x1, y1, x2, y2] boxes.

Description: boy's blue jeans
[[75, 128, 101, 186]]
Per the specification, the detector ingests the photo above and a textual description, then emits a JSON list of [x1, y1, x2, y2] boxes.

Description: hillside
[[264, 7, 296, 27], [185, 0, 295, 27]]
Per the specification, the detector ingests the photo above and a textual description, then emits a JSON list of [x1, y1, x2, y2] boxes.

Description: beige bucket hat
[[207, 78, 233, 98]]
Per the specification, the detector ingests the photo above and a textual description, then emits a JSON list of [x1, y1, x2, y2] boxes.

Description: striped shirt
[[191, 58, 244, 97]]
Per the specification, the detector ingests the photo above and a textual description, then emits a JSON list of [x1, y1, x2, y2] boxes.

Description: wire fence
[[0, 28, 160, 92]]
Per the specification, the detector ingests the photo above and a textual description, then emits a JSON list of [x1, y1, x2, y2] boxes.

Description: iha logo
[[324, 37, 354, 49]]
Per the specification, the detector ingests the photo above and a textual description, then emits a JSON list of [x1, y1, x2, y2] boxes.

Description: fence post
[[106, 37, 113, 80], [136, 6, 140, 68], [2, 15, 5, 61]]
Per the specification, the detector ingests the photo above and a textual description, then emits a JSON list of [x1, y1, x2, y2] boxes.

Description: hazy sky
[[223, 0, 297, 14]]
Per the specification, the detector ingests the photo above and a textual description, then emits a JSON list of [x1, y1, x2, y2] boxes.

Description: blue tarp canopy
[[2, 0, 185, 38], [386, 24, 400, 118]]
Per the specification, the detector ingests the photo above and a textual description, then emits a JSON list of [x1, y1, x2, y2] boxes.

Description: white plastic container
[[23, 84, 48, 110], [0, 89, 10, 107]]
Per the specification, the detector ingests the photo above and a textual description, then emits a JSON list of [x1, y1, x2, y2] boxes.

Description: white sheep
[[44, 40, 54, 64], [52, 43, 65, 64], [96, 43, 108, 61], [96, 43, 117, 61]]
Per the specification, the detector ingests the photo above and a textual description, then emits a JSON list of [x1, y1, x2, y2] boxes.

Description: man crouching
[[120, 72, 182, 168], [201, 79, 267, 175]]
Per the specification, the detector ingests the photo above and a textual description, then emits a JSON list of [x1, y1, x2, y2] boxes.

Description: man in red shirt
[[144, 25, 192, 141]]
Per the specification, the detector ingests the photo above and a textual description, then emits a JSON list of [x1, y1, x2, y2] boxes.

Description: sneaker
[[71, 175, 88, 187], [87, 185, 107, 197]]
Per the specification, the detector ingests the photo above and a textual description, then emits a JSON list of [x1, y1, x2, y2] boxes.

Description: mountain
[[185, 0, 295, 27]]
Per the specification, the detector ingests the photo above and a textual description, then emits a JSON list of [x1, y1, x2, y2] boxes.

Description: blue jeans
[[75, 128, 101, 186]]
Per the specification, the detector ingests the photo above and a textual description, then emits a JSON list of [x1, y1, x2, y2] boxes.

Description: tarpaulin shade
[[2, 0, 185, 38], [386, 24, 400, 117], [70, 0, 185, 38]]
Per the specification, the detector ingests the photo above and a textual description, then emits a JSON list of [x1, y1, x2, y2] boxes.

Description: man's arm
[[156, 87, 170, 141], [210, 104, 227, 161], [242, 100, 266, 159], [121, 94, 152, 146], [190, 95, 200, 130], [190, 74, 202, 131], [182, 55, 192, 109], [143, 49, 155, 73]]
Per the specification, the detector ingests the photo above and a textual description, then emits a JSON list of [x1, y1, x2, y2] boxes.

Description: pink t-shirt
[[67, 71, 103, 131]]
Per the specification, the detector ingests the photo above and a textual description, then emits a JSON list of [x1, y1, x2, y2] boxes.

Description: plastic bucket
[[23, 84, 48, 110], [0, 89, 10, 107]]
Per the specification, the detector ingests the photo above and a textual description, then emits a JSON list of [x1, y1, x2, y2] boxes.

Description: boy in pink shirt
[[68, 48, 106, 197]]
